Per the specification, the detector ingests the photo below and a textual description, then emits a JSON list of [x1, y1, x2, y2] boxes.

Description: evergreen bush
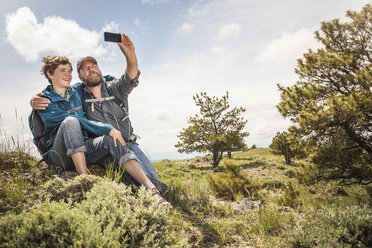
[[166, 177, 212, 213], [261, 179, 284, 190], [285, 169, 296, 178], [78, 180, 174, 247], [208, 160, 260, 201], [286, 205, 372, 248], [38, 174, 101, 204], [250, 206, 284, 236], [278, 181, 301, 209], [0, 201, 106, 248], [0, 175, 177, 248]]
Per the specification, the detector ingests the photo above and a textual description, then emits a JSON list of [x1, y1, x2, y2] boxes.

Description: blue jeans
[[48, 117, 88, 171], [48, 117, 168, 192], [85, 135, 168, 192]]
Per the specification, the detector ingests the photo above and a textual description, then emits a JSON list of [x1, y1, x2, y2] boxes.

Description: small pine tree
[[269, 127, 305, 165], [175, 92, 249, 167]]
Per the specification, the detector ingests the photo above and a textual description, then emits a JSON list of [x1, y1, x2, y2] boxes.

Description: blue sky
[[0, 0, 370, 160]]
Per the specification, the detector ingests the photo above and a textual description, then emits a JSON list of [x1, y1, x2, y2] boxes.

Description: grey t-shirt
[[82, 71, 140, 141]]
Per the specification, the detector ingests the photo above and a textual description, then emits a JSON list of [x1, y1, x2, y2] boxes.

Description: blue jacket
[[36, 84, 113, 151]]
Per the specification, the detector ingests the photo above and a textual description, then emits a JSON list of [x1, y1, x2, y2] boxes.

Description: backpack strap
[[67, 105, 82, 114], [104, 80, 139, 140], [105, 81, 128, 115], [84, 96, 115, 112], [81, 78, 128, 115]]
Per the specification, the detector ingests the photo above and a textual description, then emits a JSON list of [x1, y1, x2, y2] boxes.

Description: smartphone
[[104, 32, 122, 43]]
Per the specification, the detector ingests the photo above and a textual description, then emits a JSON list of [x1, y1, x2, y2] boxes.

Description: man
[[31, 33, 169, 196]]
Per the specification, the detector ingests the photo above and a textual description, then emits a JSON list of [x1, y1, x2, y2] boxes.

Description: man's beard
[[84, 72, 103, 87]]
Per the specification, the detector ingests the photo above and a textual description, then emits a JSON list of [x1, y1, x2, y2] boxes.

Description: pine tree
[[277, 4, 372, 184], [270, 127, 305, 165], [175, 92, 249, 167]]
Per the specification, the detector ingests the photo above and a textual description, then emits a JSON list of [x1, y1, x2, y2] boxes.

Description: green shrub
[[286, 205, 372, 248], [0, 176, 27, 215], [0, 201, 106, 248], [366, 185, 372, 198], [208, 160, 260, 201], [38, 174, 101, 204], [344, 186, 372, 205], [297, 164, 319, 185], [1, 176, 178, 248], [278, 181, 301, 209], [366, 185, 372, 205], [0, 151, 37, 171], [166, 177, 212, 212], [261, 179, 284, 190], [333, 185, 348, 196], [250, 206, 284, 236], [0, 152, 51, 215], [285, 169, 296, 178], [79, 180, 175, 247]]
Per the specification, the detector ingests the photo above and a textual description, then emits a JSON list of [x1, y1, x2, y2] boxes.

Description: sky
[[0, 0, 370, 161]]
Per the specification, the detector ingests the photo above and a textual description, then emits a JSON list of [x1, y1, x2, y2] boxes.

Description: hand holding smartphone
[[104, 32, 122, 43]]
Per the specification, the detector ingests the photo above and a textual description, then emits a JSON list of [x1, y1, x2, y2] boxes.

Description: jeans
[[85, 135, 168, 192], [48, 117, 168, 192], [48, 116, 88, 171]]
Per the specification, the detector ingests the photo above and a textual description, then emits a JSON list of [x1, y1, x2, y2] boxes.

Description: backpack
[[29, 109, 62, 176], [29, 110, 48, 156]]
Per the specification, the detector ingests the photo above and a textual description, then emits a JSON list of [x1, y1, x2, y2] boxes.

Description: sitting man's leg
[[114, 140, 168, 192], [97, 136, 171, 206], [49, 116, 88, 174], [85, 136, 141, 186], [121, 157, 171, 207], [84, 135, 112, 167], [129, 143, 169, 193]]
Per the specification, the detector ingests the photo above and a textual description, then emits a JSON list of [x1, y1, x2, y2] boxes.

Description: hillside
[[1, 148, 371, 247]]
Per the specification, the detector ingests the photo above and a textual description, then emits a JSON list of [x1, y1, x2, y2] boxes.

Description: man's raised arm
[[30, 93, 51, 110], [118, 33, 138, 79]]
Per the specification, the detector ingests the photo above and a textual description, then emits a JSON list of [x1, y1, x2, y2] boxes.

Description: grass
[[1, 129, 371, 248], [153, 149, 371, 247]]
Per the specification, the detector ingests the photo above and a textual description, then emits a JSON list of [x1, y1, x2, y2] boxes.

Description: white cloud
[[180, 23, 193, 33], [211, 45, 224, 53], [216, 23, 242, 40], [141, 0, 169, 4], [101, 21, 119, 33], [151, 109, 173, 121], [257, 27, 322, 64], [5, 7, 108, 62], [134, 18, 142, 26]]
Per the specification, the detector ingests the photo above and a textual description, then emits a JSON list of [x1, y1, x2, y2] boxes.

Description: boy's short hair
[[41, 56, 72, 84]]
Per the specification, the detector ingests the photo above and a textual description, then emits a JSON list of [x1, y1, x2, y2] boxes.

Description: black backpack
[[29, 110, 62, 176], [29, 110, 48, 156]]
